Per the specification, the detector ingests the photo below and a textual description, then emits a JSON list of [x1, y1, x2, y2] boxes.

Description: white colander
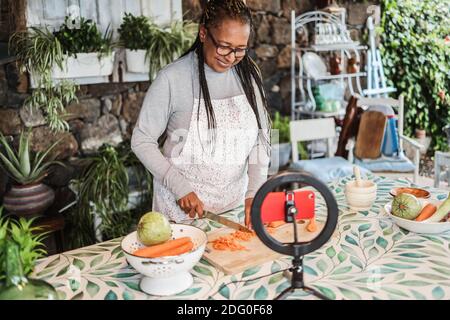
[[121, 223, 207, 296]]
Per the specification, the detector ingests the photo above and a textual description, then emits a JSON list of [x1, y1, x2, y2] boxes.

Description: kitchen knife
[[203, 211, 252, 233]]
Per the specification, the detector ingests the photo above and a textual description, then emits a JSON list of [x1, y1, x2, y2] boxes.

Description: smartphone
[[260, 190, 315, 223]]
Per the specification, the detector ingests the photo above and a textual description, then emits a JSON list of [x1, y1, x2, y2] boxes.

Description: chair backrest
[[290, 118, 336, 162], [355, 94, 404, 149]]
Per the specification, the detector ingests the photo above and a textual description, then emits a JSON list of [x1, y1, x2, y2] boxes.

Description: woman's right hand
[[177, 192, 204, 218]]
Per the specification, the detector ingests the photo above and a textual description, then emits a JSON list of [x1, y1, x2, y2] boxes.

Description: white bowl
[[121, 224, 207, 296], [384, 202, 450, 234], [345, 180, 377, 210]]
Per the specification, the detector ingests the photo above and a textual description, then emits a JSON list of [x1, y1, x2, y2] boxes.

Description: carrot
[[158, 241, 194, 257], [415, 203, 437, 221], [133, 237, 192, 258], [306, 217, 317, 232], [268, 220, 286, 228]]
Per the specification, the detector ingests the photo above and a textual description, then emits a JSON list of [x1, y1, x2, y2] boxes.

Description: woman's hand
[[177, 192, 204, 218], [245, 198, 253, 228]]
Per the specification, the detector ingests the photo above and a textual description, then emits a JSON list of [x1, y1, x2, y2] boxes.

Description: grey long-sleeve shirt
[[131, 51, 270, 202]]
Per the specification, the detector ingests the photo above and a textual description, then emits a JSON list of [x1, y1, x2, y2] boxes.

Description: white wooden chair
[[434, 151, 450, 188], [289, 118, 370, 183], [349, 95, 423, 183]]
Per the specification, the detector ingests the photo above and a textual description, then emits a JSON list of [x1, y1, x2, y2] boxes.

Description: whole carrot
[[133, 237, 191, 258], [158, 241, 194, 257], [415, 203, 437, 221]]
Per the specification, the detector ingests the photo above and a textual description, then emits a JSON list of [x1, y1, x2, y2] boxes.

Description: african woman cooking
[[131, 0, 271, 228]]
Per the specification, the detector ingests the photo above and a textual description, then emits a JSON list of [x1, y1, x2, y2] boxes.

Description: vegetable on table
[[133, 236, 192, 258], [424, 193, 450, 223], [415, 203, 437, 221]]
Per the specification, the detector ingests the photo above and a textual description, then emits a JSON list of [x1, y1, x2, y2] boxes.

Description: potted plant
[[118, 13, 153, 73], [118, 13, 197, 78], [51, 16, 114, 79], [271, 112, 292, 168], [0, 131, 64, 217], [146, 20, 196, 79], [66, 142, 152, 248], [0, 208, 58, 300]]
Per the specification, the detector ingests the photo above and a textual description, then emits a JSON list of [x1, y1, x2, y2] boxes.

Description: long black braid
[[181, 0, 271, 153]]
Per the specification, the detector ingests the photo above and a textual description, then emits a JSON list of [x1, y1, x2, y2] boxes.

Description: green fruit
[[391, 193, 422, 220], [137, 211, 172, 246]]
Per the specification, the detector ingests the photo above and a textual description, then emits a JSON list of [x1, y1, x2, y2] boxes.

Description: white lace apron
[[153, 94, 258, 222]]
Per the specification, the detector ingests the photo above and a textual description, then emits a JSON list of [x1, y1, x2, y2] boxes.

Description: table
[[32, 175, 450, 300]]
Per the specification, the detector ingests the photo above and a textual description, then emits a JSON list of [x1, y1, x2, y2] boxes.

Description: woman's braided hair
[[182, 0, 271, 152]]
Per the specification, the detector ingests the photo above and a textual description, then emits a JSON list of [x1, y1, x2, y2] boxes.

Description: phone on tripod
[[260, 190, 315, 223]]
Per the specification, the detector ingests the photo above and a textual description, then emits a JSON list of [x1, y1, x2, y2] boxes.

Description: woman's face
[[199, 19, 250, 73]]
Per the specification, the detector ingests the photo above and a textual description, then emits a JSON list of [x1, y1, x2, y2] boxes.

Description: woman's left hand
[[244, 198, 253, 228]]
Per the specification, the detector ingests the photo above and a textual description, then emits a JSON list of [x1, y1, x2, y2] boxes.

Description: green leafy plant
[[24, 78, 78, 132], [380, 0, 450, 151], [9, 27, 65, 76], [9, 27, 78, 132], [146, 20, 196, 79], [118, 13, 153, 50], [271, 112, 290, 144], [54, 16, 114, 58], [66, 142, 152, 249], [0, 131, 64, 185], [0, 208, 48, 283], [118, 12, 197, 79]]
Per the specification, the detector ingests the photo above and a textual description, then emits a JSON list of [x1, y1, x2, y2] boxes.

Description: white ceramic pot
[[345, 180, 377, 210], [125, 49, 150, 73], [52, 52, 114, 78], [121, 224, 207, 296], [30, 52, 114, 87]]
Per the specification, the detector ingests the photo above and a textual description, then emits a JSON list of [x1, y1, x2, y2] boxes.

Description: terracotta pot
[[3, 182, 55, 217], [415, 129, 426, 139]]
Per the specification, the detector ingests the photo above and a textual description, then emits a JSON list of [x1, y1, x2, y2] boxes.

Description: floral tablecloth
[[33, 175, 450, 300]]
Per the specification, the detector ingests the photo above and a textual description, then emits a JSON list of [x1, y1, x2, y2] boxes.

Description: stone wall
[[0, 61, 151, 196], [0, 0, 379, 198]]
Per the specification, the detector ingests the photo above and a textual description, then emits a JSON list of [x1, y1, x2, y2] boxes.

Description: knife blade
[[203, 211, 252, 233]]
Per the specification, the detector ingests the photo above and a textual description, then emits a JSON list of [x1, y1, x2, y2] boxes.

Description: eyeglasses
[[206, 29, 248, 58]]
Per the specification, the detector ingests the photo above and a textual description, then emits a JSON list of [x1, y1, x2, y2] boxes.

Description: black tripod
[[251, 172, 338, 300], [275, 191, 330, 300]]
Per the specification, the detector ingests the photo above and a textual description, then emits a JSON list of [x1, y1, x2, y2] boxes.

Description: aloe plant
[[0, 131, 64, 185]]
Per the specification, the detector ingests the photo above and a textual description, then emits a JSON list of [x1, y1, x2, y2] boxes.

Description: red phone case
[[260, 190, 315, 223]]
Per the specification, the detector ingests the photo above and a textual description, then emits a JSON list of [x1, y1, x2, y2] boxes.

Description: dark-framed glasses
[[206, 29, 248, 58]]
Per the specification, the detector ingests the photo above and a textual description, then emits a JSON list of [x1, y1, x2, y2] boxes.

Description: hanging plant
[[9, 27, 78, 132]]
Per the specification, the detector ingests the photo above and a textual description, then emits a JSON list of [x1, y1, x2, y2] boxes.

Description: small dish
[[384, 202, 450, 234], [302, 52, 328, 80], [389, 187, 430, 199]]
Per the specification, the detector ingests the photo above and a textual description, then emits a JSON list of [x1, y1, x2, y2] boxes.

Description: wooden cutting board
[[354, 111, 387, 159], [202, 221, 324, 275]]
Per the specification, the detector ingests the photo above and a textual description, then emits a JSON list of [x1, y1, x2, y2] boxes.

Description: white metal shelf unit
[[290, 10, 367, 120]]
